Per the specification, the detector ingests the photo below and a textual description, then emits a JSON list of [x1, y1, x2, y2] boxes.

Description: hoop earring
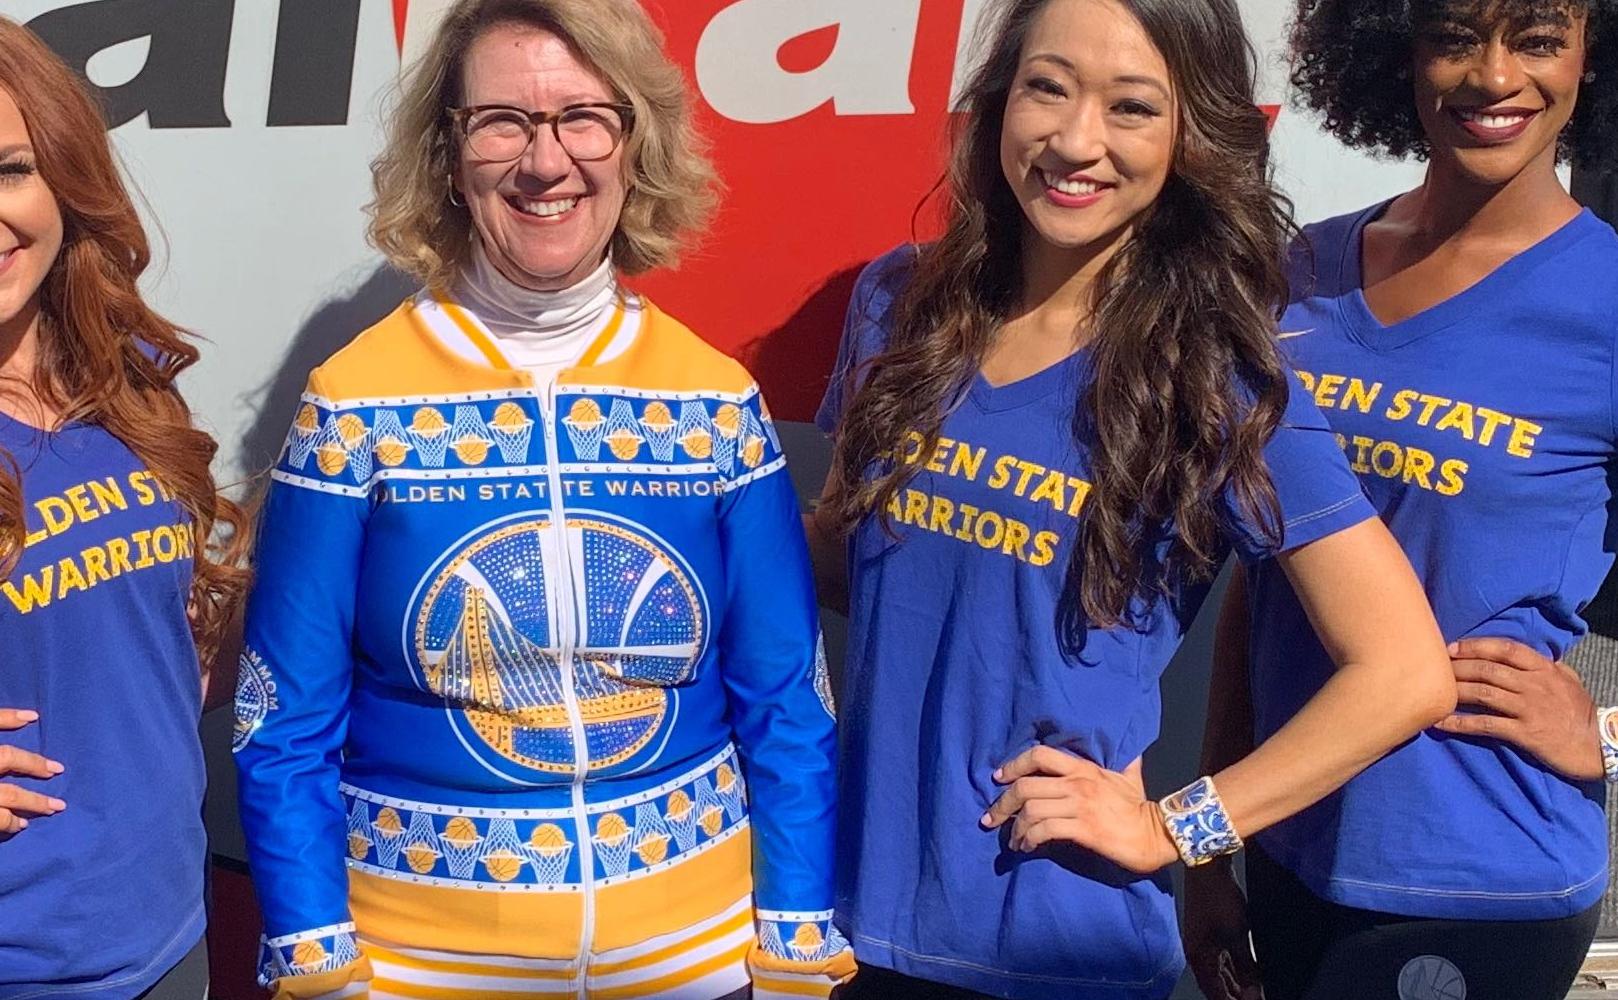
[[447, 176, 465, 208], [1584, 70, 1597, 84]]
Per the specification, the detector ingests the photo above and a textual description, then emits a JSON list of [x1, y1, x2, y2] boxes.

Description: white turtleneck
[[449, 242, 641, 383]]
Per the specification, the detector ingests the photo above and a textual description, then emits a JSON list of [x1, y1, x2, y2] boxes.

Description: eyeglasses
[[448, 103, 635, 163]]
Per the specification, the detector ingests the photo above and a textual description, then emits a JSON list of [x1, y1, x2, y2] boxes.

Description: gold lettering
[[1371, 441, 1402, 479], [1414, 393, 1452, 426], [1436, 459, 1469, 496], [106, 537, 134, 576], [1343, 379, 1383, 414], [1385, 389, 1417, 422], [82, 545, 113, 585], [1433, 402, 1476, 441], [1402, 447, 1435, 490], [1475, 407, 1512, 447], [1029, 471, 1067, 513], [974, 510, 1006, 549], [1314, 374, 1346, 409], [1001, 518, 1032, 561], [55, 558, 88, 598], [2, 568, 53, 613], [986, 456, 1017, 490], [1506, 420, 1542, 459], [948, 443, 985, 482]]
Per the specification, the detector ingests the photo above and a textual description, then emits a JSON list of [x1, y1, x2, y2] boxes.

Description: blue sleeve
[[1223, 370, 1376, 563], [814, 247, 915, 435], [232, 372, 373, 995], [715, 388, 852, 991]]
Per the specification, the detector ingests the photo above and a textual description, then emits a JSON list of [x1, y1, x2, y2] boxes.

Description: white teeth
[[513, 196, 579, 218], [1457, 109, 1531, 129], [1041, 169, 1102, 196]]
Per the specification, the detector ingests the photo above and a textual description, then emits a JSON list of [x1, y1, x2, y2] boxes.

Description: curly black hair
[[1291, 0, 1618, 169]]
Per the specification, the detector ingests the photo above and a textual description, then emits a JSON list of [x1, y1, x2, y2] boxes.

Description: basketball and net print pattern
[[258, 923, 363, 983], [274, 388, 780, 497], [338, 746, 749, 890]]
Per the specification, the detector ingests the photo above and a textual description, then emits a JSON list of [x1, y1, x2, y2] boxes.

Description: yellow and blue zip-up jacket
[[233, 291, 852, 999]]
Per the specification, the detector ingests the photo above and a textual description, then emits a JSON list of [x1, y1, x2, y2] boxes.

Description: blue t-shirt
[[0, 414, 206, 999], [818, 247, 1375, 1000], [1248, 204, 1617, 920]]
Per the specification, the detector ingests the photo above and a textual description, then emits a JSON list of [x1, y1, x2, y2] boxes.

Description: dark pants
[[838, 964, 1000, 1000], [1247, 845, 1599, 1000], [135, 938, 209, 1000]]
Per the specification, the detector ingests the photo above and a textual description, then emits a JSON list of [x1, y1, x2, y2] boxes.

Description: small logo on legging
[[1399, 955, 1466, 1000]]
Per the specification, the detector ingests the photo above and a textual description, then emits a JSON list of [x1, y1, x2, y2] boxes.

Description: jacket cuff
[[749, 911, 856, 999], [258, 923, 372, 999]]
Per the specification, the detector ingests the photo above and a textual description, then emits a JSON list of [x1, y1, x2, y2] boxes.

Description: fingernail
[[15, 818, 26, 830], [980, 812, 993, 827], [1447, 642, 1459, 654], [48, 798, 65, 811], [992, 768, 1004, 782], [46, 761, 64, 774], [16, 710, 37, 722]]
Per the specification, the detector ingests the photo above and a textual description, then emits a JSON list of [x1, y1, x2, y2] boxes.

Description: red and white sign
[[13, 0, 1420, 444]]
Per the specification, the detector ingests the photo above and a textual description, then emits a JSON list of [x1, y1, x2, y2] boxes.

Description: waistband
[[340, 743, 749, 891]]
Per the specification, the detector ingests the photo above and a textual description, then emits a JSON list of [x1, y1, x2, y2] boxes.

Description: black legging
[[1245, 845, 1599, 1000], [135, 939, 208, 1000], [838, 964, 1001, 1000]]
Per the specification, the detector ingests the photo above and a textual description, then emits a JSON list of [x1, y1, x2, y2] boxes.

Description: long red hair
[[0, 17, 249, 666]]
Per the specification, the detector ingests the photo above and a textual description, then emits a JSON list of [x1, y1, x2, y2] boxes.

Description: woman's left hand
[[1434, 637, 1604, 782], [981, 745, 1178, 874]]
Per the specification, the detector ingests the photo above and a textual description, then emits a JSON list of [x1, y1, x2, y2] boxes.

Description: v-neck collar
[[1336, 200, 1600, 352], [968, 348, 1089, 413]]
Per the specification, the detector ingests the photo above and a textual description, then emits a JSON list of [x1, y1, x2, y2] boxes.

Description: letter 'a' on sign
[[26, 0, 236, 129], [695, 0, 923, 124]]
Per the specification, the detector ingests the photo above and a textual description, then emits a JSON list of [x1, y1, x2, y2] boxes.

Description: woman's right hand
[[1181, 860, 1264, 1000], [0, 709, 65, 836], [1435, 638, 1605, 782]]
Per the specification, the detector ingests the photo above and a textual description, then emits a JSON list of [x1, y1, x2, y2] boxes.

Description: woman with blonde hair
[[233, 2, 851, 998], [0, 15, 249, 1000]]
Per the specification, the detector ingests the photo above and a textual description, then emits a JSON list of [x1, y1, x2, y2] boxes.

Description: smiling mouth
[[1448, 106, 1539, 141], [1039, 169, 1110, 197], [506, 195, 581, 219]]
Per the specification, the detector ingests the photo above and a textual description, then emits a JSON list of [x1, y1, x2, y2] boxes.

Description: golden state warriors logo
[[406, 512, 708, 782]]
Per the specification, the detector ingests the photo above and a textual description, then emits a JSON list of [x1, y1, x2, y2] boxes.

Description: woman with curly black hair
[[1186, 3, 1618, 999]]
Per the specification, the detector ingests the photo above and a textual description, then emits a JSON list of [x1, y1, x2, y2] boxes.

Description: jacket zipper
[[537, 377, 596, 997]]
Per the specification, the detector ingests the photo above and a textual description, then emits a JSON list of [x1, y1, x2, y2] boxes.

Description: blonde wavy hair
[[369, 0, 717, 290]]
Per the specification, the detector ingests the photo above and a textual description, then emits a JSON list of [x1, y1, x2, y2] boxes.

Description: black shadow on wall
[[236, 267, 416, 479]]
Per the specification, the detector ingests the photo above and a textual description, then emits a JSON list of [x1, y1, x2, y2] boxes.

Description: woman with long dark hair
[[808, 0, 1457, 997], [1186, 2, 1618, 999], [0, 15, 250, 1000]]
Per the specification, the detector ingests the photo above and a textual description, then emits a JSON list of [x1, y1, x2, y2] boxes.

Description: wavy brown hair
[[0, 17, 249, 666], [369, 0, 718, 291], [826, 0, 1293, 643]]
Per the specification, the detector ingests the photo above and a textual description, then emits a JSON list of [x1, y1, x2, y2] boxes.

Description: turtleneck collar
[[454, 241, 619, 346]]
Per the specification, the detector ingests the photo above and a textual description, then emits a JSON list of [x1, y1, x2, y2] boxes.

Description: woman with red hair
[[0, 17, 249, 1000]]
